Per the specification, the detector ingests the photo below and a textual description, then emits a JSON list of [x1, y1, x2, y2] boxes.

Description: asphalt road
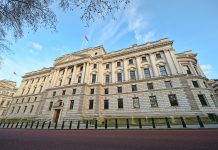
[[0, 129, 218, 150]]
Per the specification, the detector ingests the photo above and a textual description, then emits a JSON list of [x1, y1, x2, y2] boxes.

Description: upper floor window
[[11, 107, 15, 114], [34, 97, 37, 101], [106, 64, 110, 69], [159, 66, 167, 76], [62, 90, 66, 95], [183, 65, 192, 74], [104, 100, 109, 109], [72, 89, 76, 95], [192, 81, 199, 88], [130, 70, 136, 80], [165, 81, 172, 88], [198, 94, 209, 106], [30, 105, 34, 113], [104, 88, 109, 94], [117, 61, 121, 67], [17, 106, 21, 113], [141, 56, 147, 62], [89, 100, 94, 109], [69, 100, 74, 110], [133, 97, 140, 108], [117, 87, 122, 93], [131, 85, 137, 92], [147, 83, 154, 90], [78, 76, 81, 83], [118, 98, 123, 109], [105, 75, 110, 83], [80, 66, 83, 71], [149, 96, 158, 107], [144, 68, 151, 78], [129, 59, 134, 65], [156, 53, 161, 60], [92, 74, 96, 83], [90, 88, 94, 94], [93, 63, 97, 69], [68, 78, 71, 85], [168, 94, 178, 106], [48, 102, 53, 111], [117, 73, 122, 82]]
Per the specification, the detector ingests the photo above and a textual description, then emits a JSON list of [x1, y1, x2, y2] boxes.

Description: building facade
[[211, 79, 218, 98], [3, 38, 218, 123], [0, 80, 17, 116]]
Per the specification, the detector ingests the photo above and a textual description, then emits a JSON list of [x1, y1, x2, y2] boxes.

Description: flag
[[84, 35, 89, 42]]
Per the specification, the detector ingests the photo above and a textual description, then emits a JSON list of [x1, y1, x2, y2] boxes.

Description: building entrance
[[53, 109, 61, 123]]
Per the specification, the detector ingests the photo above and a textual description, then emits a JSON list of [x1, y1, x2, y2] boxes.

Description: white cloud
[[200, 64, 212, 76], [32, 42, 42, 50]]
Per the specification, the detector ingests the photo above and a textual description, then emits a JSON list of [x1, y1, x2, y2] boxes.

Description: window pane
[[165, 81, 172, 88], [133, 97, 140, 108], [192, 81, 199, 88], [147, 83, 154, 90], [89, 100, 94, 109], [168, 94, 178, 106], [105, 75, 110, 83], [70, 100, 74, 110], [132, 85, 137, 91], [149, 96, 158, 107], [159, 66, 167, 76], [118, 98, 123, 108], [92, 74, 96, 83], [130, 71, 136, 80], [117, 87, 122, 93], [117, 73, 122, 82], [104, 100, 109, 109], [198, 94, 208, 106], [144, 68, 151, 78]]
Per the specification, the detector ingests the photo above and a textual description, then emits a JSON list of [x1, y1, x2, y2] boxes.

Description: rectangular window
[[30, 105, 34, 113], [104, 88, 109, 94], [62, 90, 66, 95], [105, 75, 110, 83], [16, 99, 19, 103], [130, 71, 136, 80], [104, 100, 109, 109], [80, 66, 83, 71], [106, 64, 110, 69], [52, 90, 56, 97], [149, 96, 158, 107], [78, 76, 81, 83], [90, 88, 94, 94], [93, 63, 97, 69], [165, 81, 172, 88], [117, 61, 121, 67], [131, 85, 137, 91], [156, 53, 161, 60], [68, 78, 71, 85], [11, 107, 15, 113], [129, 59, 133, 64], [34, 97, 37, 101], [141, 56, 147, 62], [69, 100, 74, 110], [17, 106, 21, 113], [198, 94, 208, 106], [168, 94, 178, 106], [118, 98, 123, 109], [89, 100, 94, 109], [144, 68, 151, 78], [59, 79, 62, 86], [117, 73, 122, 82], [147, 83, 154, 90], [23, 106, 27, 113], [192, 81, 199, 88], [133, 97, 140, 108], [48, 102, 53, 111], [183, 65, 192, 74], [159, 66, 167, 76], [92, 74, 96, 83], [72, 89, 76, 95], [117, 87, 122, 93]]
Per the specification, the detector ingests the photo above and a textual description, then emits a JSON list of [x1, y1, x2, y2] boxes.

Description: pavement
[[0, 129, 218, 150]]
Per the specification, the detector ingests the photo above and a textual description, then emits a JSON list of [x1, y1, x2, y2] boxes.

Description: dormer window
[[156, 53, 161, 60]]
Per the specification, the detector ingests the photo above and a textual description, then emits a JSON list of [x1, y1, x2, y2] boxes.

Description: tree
[[0, 0, 130, 65]]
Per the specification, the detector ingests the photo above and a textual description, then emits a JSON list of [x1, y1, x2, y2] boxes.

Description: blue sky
[[0, 0, 218, 86]]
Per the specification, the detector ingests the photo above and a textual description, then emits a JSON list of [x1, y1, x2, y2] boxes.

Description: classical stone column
[[123, 59, 128, 81], [84, 62, 90, 84], [164, 50, 175, 75], [135, 57, 142, 80], [70, 65, 77, 84], [169, 49, 183, 74], [98, 62, 103, 84], [189, 62, 197, 75], [81, 63, 87, 84], [111, 61, 116, 83], [61, 67, 68, 86], [149, 54, 158, 77], [52, 69, 60, 87]]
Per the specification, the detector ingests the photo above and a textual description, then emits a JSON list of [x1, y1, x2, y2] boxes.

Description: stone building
[[0, 80, 17, 116], [211, 79, 218, 98], [3, 38, 218, 123]]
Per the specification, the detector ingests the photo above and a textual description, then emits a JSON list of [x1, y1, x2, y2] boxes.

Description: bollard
[[42, 121, 45, 129], [69, 121, 72, 129], [25, 122, 29, 128], [15, 122, 19, 128], [30, 121, 34, 128], [105, 120, 107, 129], [197, 116, 204, 128], [77, 120, 80, 129], [62, 121, 65, 129], [11, 122, 14, 128], [138, 118, 142, 129], [180, 117, 186, 128], [54, 122, 58, 129], [126, 119, 129, 129], [7, 122, 10, 128], [86, 120, 88, 129], [115, 119, 118, 129], [48, 121, 51, 129], [95, 120, 97, 129], [165, 117, 171, 128], [151, 118, 156, 128], [20, 122, 24, 128], [36, 121, 39, 129]]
